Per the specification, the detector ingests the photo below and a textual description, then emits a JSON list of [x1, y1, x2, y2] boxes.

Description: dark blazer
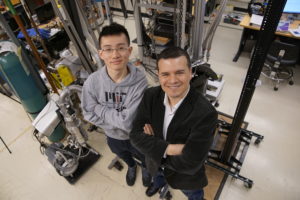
[[130, 86, 218, 190]]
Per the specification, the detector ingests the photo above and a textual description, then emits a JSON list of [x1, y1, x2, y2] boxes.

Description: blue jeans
[[152, 169, 166, 188], [152, 170, 204, 200], [181, 189, 204, 200], [106, 136, 146, 167]]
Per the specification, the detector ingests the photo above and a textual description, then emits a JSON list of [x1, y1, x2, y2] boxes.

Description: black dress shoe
[[126, 164, 137, 186], [146, 183, 160, 197]]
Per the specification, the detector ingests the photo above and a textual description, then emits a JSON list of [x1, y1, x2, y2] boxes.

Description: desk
[[233, 14, 300, 62]]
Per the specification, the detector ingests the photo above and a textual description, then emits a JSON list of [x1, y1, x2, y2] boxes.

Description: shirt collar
[[163, 86, 190, 113]]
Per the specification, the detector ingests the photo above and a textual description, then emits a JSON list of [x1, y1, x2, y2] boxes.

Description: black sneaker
[[142, 167, 152, 187], [146, 183, 160, 197], [126, 164, 137, 186]]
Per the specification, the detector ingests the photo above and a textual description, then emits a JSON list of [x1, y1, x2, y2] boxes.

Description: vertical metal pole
[[75, 0, 99, 49], [94, 2, 105, 34], [175, 0, 187, 48], [119, 0, 128, 18], [97, 2, 105, 20], [203, 0, 228, 62], [74, 0, 103, 69], [50, 0, 95, 73], [191, 0, 206, 61], [20, 0, 52, 61], [175, 0, 181, 47], [133, 0, 144, 62], [221, 0, 288, 162], [180, 0, 187, 48], [104, 0, 113, 24]]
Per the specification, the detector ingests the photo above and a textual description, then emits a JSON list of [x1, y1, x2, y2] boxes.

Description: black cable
[[33, 129, 47, 154], [0, 91, 21, 104], [0, 136, 12, 154]]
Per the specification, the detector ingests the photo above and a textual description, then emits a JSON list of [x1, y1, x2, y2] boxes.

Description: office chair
[[261, 40, 299, 91]]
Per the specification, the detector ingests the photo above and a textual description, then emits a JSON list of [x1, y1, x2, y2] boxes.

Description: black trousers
[[106, 136, 146, 168]]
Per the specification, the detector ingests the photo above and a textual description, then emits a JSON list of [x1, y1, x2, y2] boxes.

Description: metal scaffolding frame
[[49, 0, 106, 74], [133, 0, 190, 67], [190, 0, 206, 61], [132, 0, 211, 64]]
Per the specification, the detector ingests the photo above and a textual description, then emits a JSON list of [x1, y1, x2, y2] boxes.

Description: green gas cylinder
[[0, 52, 47, 117], [0, 51, 65, 142]]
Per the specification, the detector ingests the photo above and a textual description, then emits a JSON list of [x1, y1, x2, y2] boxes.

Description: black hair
[[157, 46, 191, 70], [98, 23, 130, 47]]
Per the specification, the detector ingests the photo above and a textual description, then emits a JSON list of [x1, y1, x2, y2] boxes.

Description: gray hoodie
[[81, 63, 148, 140]]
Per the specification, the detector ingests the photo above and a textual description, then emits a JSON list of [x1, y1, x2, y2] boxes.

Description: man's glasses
[[100, 47, 129, 54]]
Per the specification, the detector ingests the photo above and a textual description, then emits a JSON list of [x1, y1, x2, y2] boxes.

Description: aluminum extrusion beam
[[50, 0, 96, 74], [180, 0, 187, 48], [138, 3, 178, 13], [104, 0, 113, 24], [74, 0, 102, 69], [133, 0, 144, 62], [191, 0, 206, 61]]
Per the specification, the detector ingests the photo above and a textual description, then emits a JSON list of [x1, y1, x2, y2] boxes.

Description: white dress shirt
[[163, 87, 190, 141]]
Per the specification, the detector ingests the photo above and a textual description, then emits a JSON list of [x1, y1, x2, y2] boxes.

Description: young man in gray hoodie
[[81, 23, 151, 187]]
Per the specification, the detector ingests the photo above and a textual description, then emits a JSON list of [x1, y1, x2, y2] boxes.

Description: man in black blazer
[[130, 47, 218, 200]]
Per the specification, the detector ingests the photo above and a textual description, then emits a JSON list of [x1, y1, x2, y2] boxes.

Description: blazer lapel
[[166, 88, 197, 141], [153, 89, 165, 139]]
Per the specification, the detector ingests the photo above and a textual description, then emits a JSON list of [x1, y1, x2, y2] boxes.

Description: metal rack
[[49, 0, 106, 74], [207, 119, 264, 188], [133, 0, 225, 105], [133, 0, 191, 68]]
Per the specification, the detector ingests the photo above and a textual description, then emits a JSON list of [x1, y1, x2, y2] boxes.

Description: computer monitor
[[35, 2, 55, 24], [283, 0, 300, 14]]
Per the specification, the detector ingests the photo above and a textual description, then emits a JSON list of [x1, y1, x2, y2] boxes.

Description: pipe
[[202, 0, 228, 61], [191, 0, 206, 61], [50, 0, 96, 74], [20, 0, 53, 62], [104, 0, 113, 24], [133, 0, 144, 63], [58, 84, 82, 106]]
